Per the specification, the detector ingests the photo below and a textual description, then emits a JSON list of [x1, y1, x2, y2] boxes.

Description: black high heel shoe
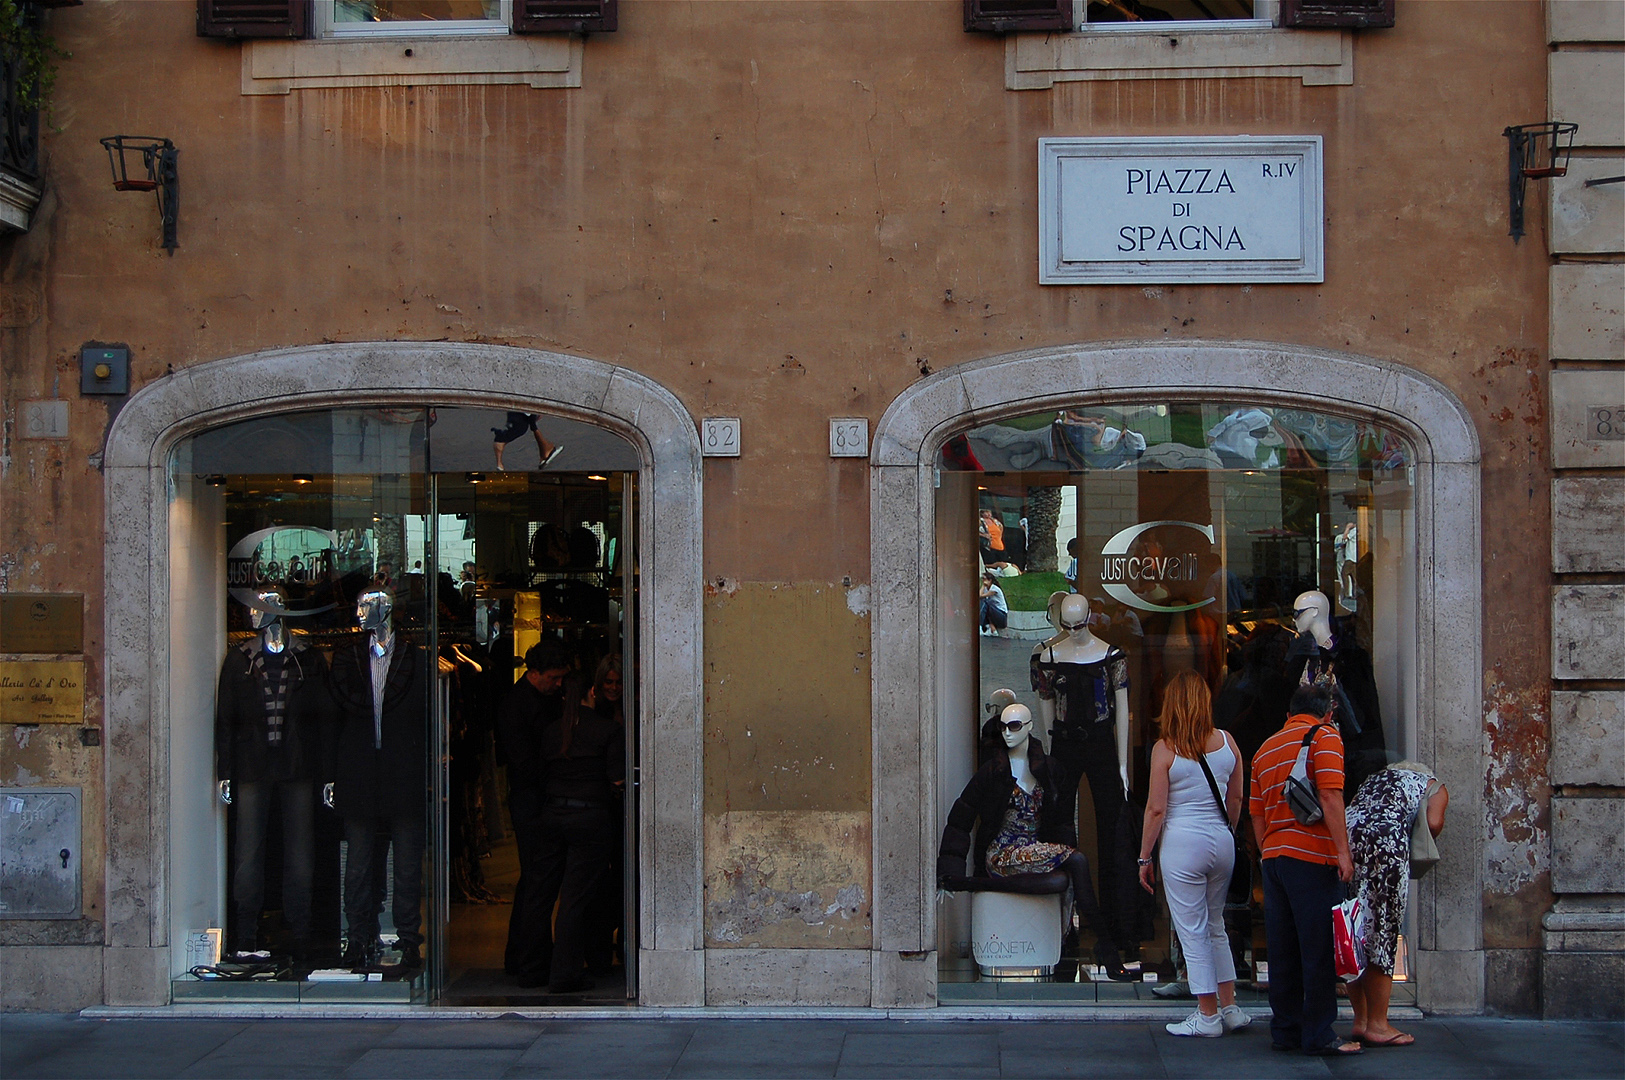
[[1095, 942, 1137, 982]]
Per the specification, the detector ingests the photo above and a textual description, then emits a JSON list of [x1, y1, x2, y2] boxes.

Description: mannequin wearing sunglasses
[[938, 703, 1130, 979], [1286, 590, 1386, 795], [1030, 593, 1133, 948]]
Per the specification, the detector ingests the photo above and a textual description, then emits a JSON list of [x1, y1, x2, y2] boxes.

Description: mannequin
[[1031, 593, 1133, 949], [978, 687, 1019, 765], [1287, 590, 1387, 795], [328, 587, 428, 970], [937, 703, 1129, 978], [216, 588, 331, 957]]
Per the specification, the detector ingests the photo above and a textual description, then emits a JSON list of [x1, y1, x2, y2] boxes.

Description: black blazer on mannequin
[[327, 636, 427, 819], [937, 738, 1072, 882], [215, 639, 333, 785]]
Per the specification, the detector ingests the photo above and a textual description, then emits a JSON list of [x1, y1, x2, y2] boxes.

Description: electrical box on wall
[[0, 787, 83, 919], [80, 345, 130, 396]]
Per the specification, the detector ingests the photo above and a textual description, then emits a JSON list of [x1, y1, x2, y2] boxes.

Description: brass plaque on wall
[[0, 595, 83, 654], [0, 661, 86, 724]]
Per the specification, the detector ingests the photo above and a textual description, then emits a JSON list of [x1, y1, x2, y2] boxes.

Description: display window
[[935, 401, 1417, 1003], [166, 405, 640, 1005]]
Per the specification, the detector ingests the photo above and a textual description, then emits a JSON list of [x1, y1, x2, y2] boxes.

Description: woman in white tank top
[[1138, 670, 1250, 1038]]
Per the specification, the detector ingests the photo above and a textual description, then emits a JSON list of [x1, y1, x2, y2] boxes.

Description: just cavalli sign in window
[[1038, 135, 1324, 284]]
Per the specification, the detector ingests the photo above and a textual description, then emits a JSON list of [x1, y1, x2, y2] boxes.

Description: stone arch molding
[[866, 340, 1487, 1013], [100, 342, 706, 1006]]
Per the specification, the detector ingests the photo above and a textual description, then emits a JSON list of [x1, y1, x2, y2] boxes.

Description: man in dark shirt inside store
[[497, 643, 625, 992]]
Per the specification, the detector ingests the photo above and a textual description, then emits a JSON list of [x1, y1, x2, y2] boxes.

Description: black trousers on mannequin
[[1048, 726, 1125, 947], [231, 780, 314, 952], [509, 802, 613, 989], [342, 810, 425, 952]]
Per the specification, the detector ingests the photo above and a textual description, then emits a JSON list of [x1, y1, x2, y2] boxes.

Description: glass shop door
[[424, 407, 640, 1006]]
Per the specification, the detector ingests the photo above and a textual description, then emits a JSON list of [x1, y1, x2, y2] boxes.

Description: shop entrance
[[167, 405, 640, 1005]]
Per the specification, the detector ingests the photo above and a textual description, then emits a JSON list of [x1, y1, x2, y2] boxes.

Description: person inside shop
[[216, 586, 333, 960], [1031, 593, 1134, 957], [583, 652, 627, 975], [979, 570, 1009, 636], [938, 702, 1130, 980], [327, 587, 428, 971], [498, 643, 574, 985], [1249, 683, 1360, 1057]]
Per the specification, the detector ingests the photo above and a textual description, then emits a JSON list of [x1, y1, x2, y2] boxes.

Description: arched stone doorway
[[100, 342, 705, 1006], [868, 340, 1484, 1013]]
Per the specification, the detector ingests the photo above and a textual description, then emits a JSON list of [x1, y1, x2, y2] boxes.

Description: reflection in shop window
[[326, 0, 508, 36], [937, 400, 1416, 995]]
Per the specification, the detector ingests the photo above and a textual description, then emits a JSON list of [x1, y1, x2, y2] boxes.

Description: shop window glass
[[167, 405, 639, 1004], [936, 400, 1416, 1000]]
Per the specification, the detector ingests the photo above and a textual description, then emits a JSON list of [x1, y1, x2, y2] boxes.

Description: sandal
[[1361, 1031, 1414, 1047], [1306, 1039, 1364, 1056]]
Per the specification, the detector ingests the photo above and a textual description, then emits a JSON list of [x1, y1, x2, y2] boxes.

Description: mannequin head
[[1293, 590, 1332, 639], [246, 587, 286, 631], [986, 687, 1018, 716], [1057, 593, 1091, 633], [356, 588, 394, 633], [998, 703, 1033, 750]]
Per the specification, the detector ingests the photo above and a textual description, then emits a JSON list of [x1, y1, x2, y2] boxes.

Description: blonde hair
[[1158, 670, 1215, 762]]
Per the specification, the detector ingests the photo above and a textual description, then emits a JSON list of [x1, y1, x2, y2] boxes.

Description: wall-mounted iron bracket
[[99, 135, 179, 253], [1504, 122, 1577, 243]]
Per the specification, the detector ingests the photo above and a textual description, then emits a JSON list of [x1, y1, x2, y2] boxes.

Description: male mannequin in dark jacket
[[328, 588, 428, 969], [216, 589, 333, 956]]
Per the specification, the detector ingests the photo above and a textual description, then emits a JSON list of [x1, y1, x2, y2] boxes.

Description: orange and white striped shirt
[[1249, 714, 1344, 865]]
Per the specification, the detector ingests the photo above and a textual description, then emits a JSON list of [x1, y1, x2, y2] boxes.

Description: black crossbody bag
[[1194, 741, 1237, 836]]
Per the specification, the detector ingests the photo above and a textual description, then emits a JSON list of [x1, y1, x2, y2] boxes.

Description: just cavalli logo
[[1099, 519, 1218, 615]]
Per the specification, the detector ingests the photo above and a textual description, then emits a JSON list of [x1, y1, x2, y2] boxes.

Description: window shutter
[[513, 0, 617, 34], [1279, 0, 1394, 29], [963, 0, 1073, 34], [196, 0, 310, 38]]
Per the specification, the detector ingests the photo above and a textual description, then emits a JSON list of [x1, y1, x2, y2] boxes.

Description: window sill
[[1006, 26, 1353, 89], [241, 35, 581, 95]]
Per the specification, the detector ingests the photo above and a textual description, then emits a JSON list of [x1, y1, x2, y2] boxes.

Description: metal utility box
[[0, 787, 83, 919]]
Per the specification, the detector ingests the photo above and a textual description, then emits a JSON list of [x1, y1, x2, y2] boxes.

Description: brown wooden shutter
[[513, 0, 617, 34], [196, 0, 310, 38], [1279, 0, 1394, 29], [963, 0, 1073, 34]]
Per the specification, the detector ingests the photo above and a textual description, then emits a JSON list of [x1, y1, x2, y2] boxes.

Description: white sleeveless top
[[1165, 739, 1236, 830]]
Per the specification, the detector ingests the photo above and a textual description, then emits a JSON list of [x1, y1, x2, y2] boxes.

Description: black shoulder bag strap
[[1194, 736, 1235, 835]]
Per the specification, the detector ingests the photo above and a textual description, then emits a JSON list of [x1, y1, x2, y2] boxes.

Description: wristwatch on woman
[[1137, 857, 1152, 867]]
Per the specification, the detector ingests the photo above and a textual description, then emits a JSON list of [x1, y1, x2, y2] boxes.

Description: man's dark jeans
[[1261, 855, 1345, 1052], [342, 811, 426, 951], [231, 780, 314, 951]]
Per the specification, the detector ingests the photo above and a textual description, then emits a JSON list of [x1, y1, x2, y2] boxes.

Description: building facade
[[0, 0, 1620, 1019]]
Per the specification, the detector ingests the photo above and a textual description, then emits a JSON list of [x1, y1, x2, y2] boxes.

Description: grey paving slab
[[177, 1021, 399, 1079], [344, 1046, 524, 1078], [998, 1048, 1172, 1079], [375, 1019, 546, 1048], [1150, 1033, 1333, 1080], [509, 1023, 693, 1078], [665, 1021, 845, 1078], [4, 1019, 248, 1079], [840, 1031, 1002, 1069], [0, 1015, 80, 1075]]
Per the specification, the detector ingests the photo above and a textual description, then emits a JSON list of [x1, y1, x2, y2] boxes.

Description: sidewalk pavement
[[2, 1013, 1621, 1079]]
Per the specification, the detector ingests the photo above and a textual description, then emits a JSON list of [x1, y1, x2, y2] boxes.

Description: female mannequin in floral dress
[[939, 703, 1130, 979]]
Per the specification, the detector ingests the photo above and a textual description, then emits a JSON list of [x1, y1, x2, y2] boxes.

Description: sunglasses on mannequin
[[1000, 719, 1029, 733]]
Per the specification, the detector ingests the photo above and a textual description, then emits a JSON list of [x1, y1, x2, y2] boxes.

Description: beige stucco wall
[[0, 0, 1555, 1007]]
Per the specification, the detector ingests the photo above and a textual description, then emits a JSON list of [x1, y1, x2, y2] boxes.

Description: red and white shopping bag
[[1331, 896, 1368, 982]]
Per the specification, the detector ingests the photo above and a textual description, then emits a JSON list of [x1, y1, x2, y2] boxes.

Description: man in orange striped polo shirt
[[1249, 684, 1362, 1057]]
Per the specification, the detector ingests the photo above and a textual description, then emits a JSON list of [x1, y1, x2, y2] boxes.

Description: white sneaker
[[1165, 1010, 1224, 1038], [1220, 1004, 1252, 1032]]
